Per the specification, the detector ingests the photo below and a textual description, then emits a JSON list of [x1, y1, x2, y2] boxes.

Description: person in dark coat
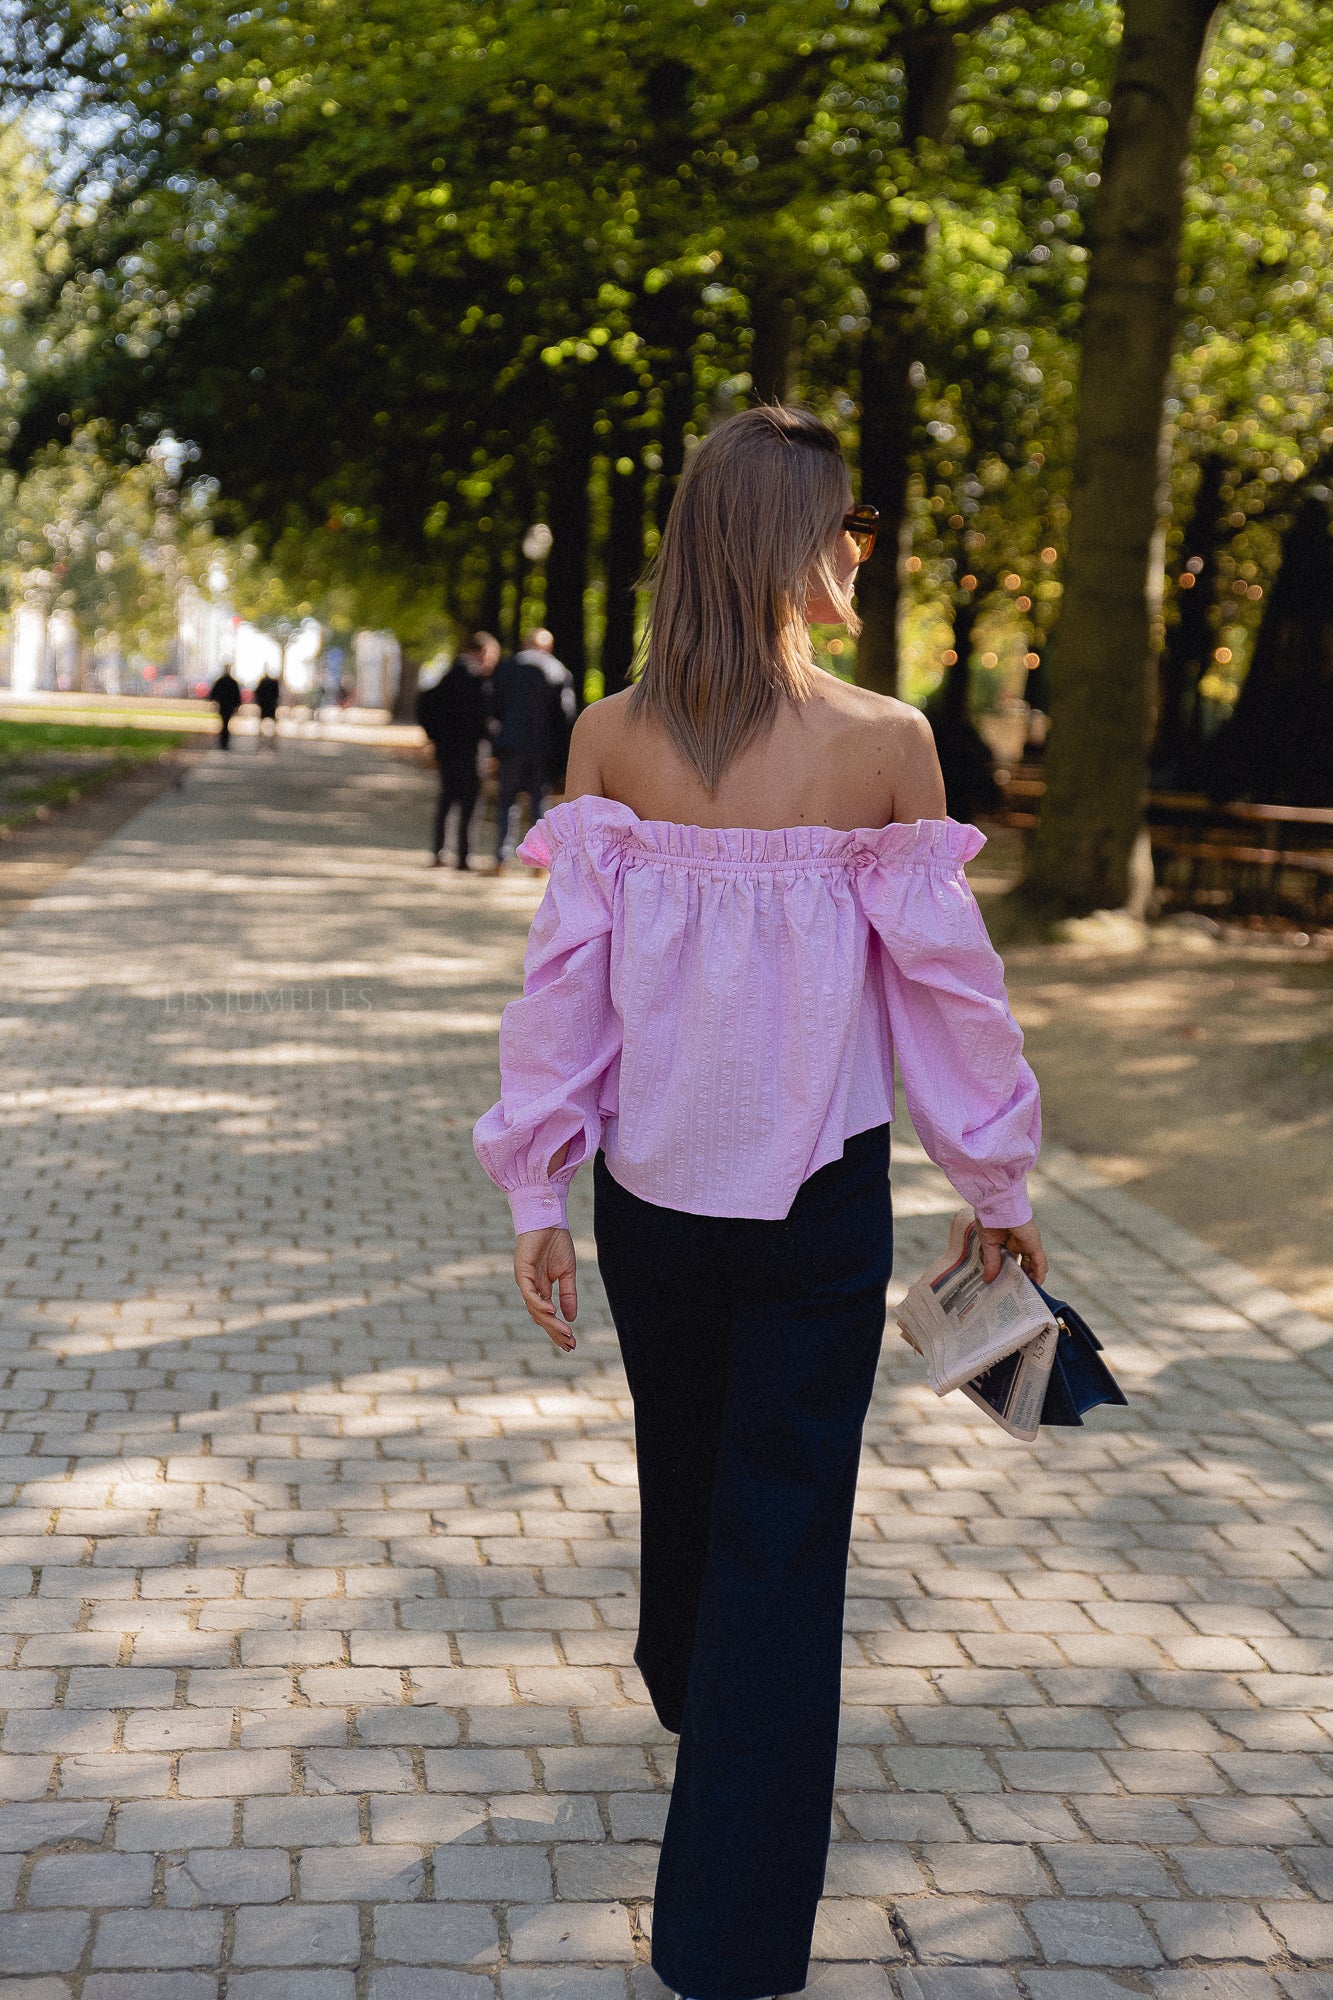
[[210, 669, 242, 749], [490, 628, 577, 865], [512, 627, 578, 794], [416, 632, 498, 869], [253, 670, 282, 749]]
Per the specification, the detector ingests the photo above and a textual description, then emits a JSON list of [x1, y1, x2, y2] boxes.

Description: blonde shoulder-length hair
[[627, 404, 858, 791]]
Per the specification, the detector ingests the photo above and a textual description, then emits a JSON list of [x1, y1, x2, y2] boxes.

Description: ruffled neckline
[[518, 796, 985, 872]]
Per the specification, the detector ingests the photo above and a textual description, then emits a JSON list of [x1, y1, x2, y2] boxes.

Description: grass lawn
[[0, 719, 186, 829]]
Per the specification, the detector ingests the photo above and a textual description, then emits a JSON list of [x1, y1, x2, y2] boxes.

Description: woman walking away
[[474, 404, 1045, 2000]]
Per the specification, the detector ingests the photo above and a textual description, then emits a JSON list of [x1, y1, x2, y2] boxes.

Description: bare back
[[564, 672, 947, 831]]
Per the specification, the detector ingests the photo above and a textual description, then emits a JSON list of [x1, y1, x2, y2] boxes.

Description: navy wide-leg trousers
[[593, 1126, 893, 2000]]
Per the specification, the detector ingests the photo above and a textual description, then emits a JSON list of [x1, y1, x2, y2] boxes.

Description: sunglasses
[[843, 505, 879, 562]]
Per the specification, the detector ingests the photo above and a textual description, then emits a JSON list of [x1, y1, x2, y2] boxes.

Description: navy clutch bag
[[1033, 1286, 1129, 1428]]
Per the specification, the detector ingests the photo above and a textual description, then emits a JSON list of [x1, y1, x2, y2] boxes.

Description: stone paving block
[[883, 1749, 1001, 1793], [83, 1981, 219, 2000], [299, 1846, 424, 1901], [1290, 1844, 1333, 1897], [1189, 1796, 1318, 1844], [822, 1845, 926, 1897], [536, 1748, 658, 1792], [811, 1900, 903, 1962], [1262, 1902, 1333, 1961], [91, 1913, 224, 1968], [164, 1850, 291, 1908], [63, 1669, 176, 1708], [422, 1748, 535, 1793], [243, 1798, 361, 1846], [839, 1794, 966, 1843], [368, 1976, 493, 2000], [1044, 1842, 1176, 1897], [121, 1704, 235, 1750], [1172, 1844, 1301, 1896], [1024, 1899, 1162, 1966], [997, 1751, 1118, 1793], [957, 1796, 1081, 1844], [432, 1846, 553, 1901], [27, 1853, 153, 1908], [372, 1907, 500, 1967], [1074, 1798, 1198, 1844], [227, 1978, 355, 2000], [1153, 1977, 1282, 2000], [0, 1916, 88, 1974], [0, 1803, 107, 1851], [924, 1843, 1049, 1895], [504, 1902, 636, 1963], [898, 1897, 1032, 1964], [1022, 1978, 1147, 2000], [176, 1751, 291, 1798], [487, 1794, 605, 1842], [1146, 1900, 1281, 1963], [1278, 1977, 1333, 2000], [606, 1795, 670, 1842], [1219, 1752, 1333, 1795], [503, 1975, 630, 2000], [0, 1763, 51, 1804], [231, 1906, 361, 1967], [114, 1808, 236, 1848], [3, 1712, 114, 1754], [895, 1973, 1020, 2000], [57, 1754, 171, 1799]]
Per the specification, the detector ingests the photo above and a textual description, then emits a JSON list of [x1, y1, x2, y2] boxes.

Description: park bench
[[990, 777, 1333, 924]]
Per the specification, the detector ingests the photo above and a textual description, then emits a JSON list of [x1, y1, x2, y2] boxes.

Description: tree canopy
[[2, 0, 1330, 895]]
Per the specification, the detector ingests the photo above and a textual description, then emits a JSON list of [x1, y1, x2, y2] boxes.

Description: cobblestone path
[[0, 739, 1330, 2000]]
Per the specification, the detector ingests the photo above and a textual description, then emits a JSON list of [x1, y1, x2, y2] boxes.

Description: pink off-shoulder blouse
[[473, 798, 1040, 1235]]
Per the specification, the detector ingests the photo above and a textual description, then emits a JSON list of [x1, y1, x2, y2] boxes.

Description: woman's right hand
[[514, 1227, 578, 1351], [980, 1220, 1047, 1287]]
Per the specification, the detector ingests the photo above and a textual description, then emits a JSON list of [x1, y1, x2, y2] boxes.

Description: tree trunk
[[854, 35, 957, 696], [392, 646, 421, 725], [654, 368, 694, 532], [855, 239, 928, 696], [749, 274, 798, 405], [1203, 496, 1333, 806], [1023, 0, 1224, 913], [1152, 451, 1226, 785], [924, 590, 1000, 823], [601, 448, 648, 695], [475, 535, 505, 640], [543, 401, 596, 692]]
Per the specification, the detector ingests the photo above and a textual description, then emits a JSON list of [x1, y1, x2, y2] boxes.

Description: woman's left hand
[[514, 1228, 578, 1351]]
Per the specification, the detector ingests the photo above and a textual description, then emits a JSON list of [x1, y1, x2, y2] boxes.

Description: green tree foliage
[[3, 0, 1330, 900]]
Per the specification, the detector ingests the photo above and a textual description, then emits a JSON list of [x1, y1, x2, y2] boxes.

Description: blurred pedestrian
[[210, 668, 242, 750], [490, 630, 571, 867], [513, 626, 578, 793], [416, 632, 498, 869], [253, 669, 282, 749]]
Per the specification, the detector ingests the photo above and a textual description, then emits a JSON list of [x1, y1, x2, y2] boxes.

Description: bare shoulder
[[813, 677, 945, 821], [815, 677, 932, 757], [564, 690, 635, 798]]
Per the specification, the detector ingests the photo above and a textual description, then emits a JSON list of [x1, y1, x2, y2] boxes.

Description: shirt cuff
[[508, 1183, 570, 1235], [971, 1182, 1033, 1230]]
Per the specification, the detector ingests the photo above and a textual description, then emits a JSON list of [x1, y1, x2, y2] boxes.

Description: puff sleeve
[[472, 810, 624, 1233], [859, 822, 1041, 1229]]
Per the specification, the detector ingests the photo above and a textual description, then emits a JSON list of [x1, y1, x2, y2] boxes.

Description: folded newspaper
[[896, 1209, 1129, 1441], [895, 1207, 1060, 1441]]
